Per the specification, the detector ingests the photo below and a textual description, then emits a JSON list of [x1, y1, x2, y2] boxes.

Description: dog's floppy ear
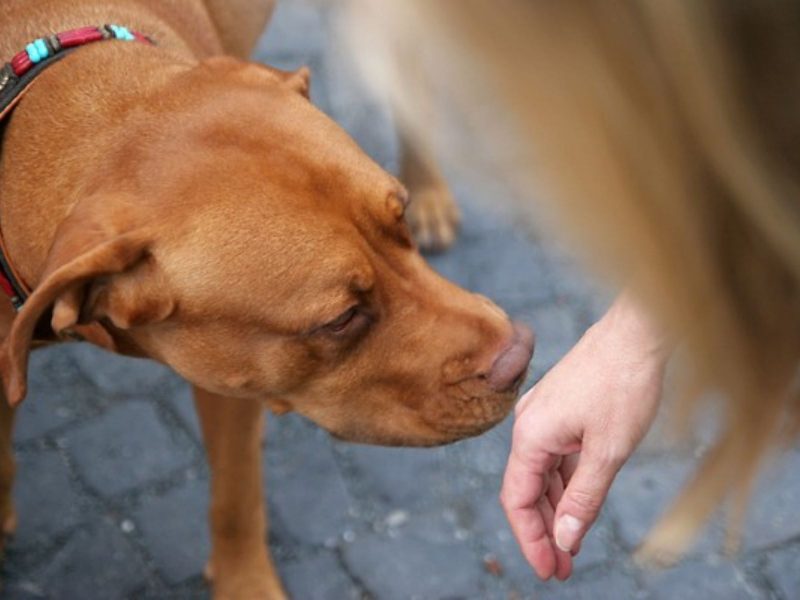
[[0, 196, 159, 406], [201, 56, 311, 98], [282, 66, 311, 99]]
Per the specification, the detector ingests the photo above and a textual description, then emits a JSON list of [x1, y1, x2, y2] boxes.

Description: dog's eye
[[325, 307, 359, 334]]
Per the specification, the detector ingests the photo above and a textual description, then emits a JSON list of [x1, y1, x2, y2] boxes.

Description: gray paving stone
[[515, 301, 583, 380], [637, 409, 693, 461], [426, 240, 473, 290], [14, 346, 96, 443], [133, 479, 211, 584], [536, 570, 642, 600], [281, 552, 360, 600], [30, 519, 150, 600], [459, 230, 554, 311], [406, 505, 479, 545], [164, 381, 203, 441], [451, 415, 513, 478], [254, 0, 328, 58], [11, 448, 93, 549], [572, 511, 619, 572], [0, 581, 47, 600], [140, 582, 210, 600], [59, 401, 195, 497], [743, 453, 800, 550], [342, 530, 484, 600], [336, 443, 447, 510], [446, 175, 527, 236], [471, 490, 544, 593], [762, 545, 800, 599], [426, 179, 537, 289], [643, 559, 767, 599], [266, 418, 353, 544], [608, 456, 722, 554], [65, 343, 176, 398]]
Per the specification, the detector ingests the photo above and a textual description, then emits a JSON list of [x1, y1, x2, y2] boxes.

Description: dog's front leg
[[193, 386, 286, 600], [400, 131, 461, 253], [0, 394, 16, 549]]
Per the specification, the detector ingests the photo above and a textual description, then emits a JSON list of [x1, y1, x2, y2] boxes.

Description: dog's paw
[[3, 510, 16, 537], [406, 182, 461, 253], [0, 508, 16, 556], [212, 578, 288, 600], [205, 557, 288, 600]]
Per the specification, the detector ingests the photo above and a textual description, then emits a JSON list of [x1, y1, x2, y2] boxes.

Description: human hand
[[500, 294, 669, 580]]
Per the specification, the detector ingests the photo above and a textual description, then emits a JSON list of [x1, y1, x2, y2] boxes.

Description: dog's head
[[0, 57, 532, 446]]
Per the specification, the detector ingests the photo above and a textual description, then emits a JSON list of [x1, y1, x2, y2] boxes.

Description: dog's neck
[[0, 0, 221, 287]]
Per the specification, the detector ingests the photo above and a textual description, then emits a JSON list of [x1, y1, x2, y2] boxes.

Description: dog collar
[[0, 25, 153, 310]]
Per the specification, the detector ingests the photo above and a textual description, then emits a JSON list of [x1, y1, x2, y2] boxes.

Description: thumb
[[553, 447, 624, 553]]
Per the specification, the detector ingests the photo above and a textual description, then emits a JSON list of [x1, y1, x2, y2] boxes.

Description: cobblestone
[[280, 553, 360, 600], [0, 1, 798, 599], [743, 451, 800, 551], [762, 545, 800, 599], [607, 456, 726, 556], [266, 425, 354, 545], [514, 301, 583, 380], [163, 382, 203, 442], [342, 532, 483, 600], [334, 444, 446, 510], [66, 343, 175, 399], [59, 401, 195, 497], [643, 559, 766, 600], [133, 479, 211, 584], [537, 569, 642, 600], [26, 519, 148, 600], [13, 348, 96, 443], [12, 448, 93, 550]]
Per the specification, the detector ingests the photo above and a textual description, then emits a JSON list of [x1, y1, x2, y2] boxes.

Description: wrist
[[592, 292, 671, 368]]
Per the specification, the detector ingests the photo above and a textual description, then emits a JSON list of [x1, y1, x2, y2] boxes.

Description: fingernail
[[555, 515, 583, 552]]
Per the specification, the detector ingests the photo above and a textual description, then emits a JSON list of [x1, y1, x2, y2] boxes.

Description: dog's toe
[[0, 509, 16, 558], [407, 184, 461, 253], [2, 510, 16, 537]]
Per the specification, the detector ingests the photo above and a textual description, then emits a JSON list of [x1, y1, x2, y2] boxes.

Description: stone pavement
[[2, 1, 799, 599]]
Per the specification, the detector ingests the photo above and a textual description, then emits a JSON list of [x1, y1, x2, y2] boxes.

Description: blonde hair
[[344, 1, 800, 559]]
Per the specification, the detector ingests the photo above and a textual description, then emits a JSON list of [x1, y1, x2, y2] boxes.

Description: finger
[[553, 447, 623, 554], [559, 453, 583, 556], [555, 538, 574, 579], [505, 502, 557, 580], [560, 453, 580, 487], [537, 493, 554, 537], [540, 485, 573, 580], [547, 468, 565, 510], [501, 446, 558, 579]]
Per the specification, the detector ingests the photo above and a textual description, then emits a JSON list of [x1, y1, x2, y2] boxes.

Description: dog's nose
[[487, 322, 534, 392]]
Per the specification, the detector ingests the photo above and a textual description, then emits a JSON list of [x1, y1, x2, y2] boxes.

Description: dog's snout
[[487, 322, 534, 392]]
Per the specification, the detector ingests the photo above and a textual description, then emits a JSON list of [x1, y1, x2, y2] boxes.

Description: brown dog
[[0, 1, 533, 597]]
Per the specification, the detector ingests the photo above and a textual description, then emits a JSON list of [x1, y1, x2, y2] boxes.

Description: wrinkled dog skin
[[0, 1, 534, 597]]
